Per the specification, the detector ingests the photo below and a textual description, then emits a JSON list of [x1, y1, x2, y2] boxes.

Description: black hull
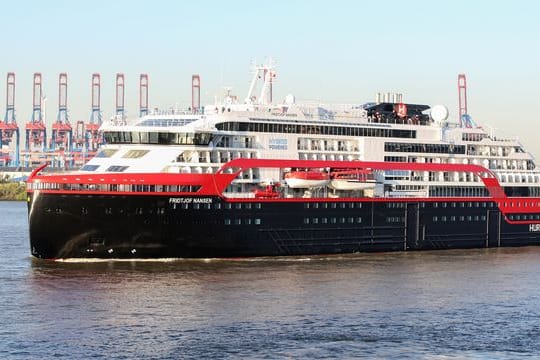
[[27, 193, 540, 259]]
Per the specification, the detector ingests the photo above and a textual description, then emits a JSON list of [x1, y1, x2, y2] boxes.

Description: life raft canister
[[396, 103, 407, 118]]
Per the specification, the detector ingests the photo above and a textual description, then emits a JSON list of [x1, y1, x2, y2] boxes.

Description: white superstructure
[[81, 62, 540, 199]]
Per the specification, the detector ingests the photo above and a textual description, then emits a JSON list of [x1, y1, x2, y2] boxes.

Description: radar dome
[[285, 94, 296, 105], [430, 105, 449, 122]]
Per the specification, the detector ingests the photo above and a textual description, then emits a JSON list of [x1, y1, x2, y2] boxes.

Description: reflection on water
[[2, 202, 540, 358]]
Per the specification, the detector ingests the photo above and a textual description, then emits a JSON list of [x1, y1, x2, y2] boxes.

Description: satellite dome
[[430, 105, 449, 122], [285, 94, 296, 105]]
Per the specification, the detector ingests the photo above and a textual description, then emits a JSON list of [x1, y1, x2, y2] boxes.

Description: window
[[384, 142, 465, 154], [216, 121, 416, 139], [105, 165, 129, 172], [95, 149, 118, 158], [122, 150, 149, 158], [81, 164, 99, 171]]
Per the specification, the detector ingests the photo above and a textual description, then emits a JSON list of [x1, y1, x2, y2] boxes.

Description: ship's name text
[[169, 197, 213, 204], [529, 224, 540, 232]]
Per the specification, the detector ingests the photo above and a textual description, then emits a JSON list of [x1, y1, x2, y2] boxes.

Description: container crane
[[85, 73, 102, 153], [24, 73, 47, 167], [192, 74, 200, 113], [50, 73, 72, 151], [140, 74, 148, 117], [115, 73, 126, 124], [0, 72, 20, 166], [458, 74, 475, 128]]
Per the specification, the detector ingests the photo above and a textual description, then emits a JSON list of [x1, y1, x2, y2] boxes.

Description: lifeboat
[[329, 169, 376, 191], [284, 169, 330, 188]]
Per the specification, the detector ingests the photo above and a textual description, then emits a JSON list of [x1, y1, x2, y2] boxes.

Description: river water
[[1, 201, 540, 359]]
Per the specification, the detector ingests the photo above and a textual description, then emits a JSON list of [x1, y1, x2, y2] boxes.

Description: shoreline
[[0, 183, 27, 201]]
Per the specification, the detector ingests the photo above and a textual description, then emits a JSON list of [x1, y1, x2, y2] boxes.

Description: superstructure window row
[[104, 131, 213, 145], [433, 215, 487, 222], [385, 142, 466, 154], [216, 121, 416, 139], [29, 182, 202, 193], [429, 186, 490, 197], [304, 217, 363, 224]]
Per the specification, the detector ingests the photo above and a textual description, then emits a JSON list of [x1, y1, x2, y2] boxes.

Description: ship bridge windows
[[122, 150, 150, 159], [216, 121, 416, 139], [81, 164, 100, 171], [96, 149, 118, 158], [104, 131, 213, 146], [105, 165, 129, 172]]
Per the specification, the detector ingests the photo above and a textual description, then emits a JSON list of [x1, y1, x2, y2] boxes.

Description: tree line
[[0, 175, 26, 201]]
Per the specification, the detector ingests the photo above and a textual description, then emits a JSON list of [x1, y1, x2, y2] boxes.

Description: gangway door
[[487, 210, 501, 247]]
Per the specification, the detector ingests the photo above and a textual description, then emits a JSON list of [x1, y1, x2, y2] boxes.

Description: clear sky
[[2, 0, 540, 155]]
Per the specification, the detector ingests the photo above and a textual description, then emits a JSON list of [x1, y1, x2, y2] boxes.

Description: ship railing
[[223, 192, 256, 199]]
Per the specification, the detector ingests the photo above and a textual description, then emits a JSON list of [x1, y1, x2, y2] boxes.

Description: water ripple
[[2, 202, 540, 358]]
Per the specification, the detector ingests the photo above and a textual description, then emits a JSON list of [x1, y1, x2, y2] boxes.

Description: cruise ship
[[26, 62, 540, 259]]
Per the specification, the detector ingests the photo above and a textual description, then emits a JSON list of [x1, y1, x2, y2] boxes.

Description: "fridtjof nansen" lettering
[[169, 197, 213, 204]]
